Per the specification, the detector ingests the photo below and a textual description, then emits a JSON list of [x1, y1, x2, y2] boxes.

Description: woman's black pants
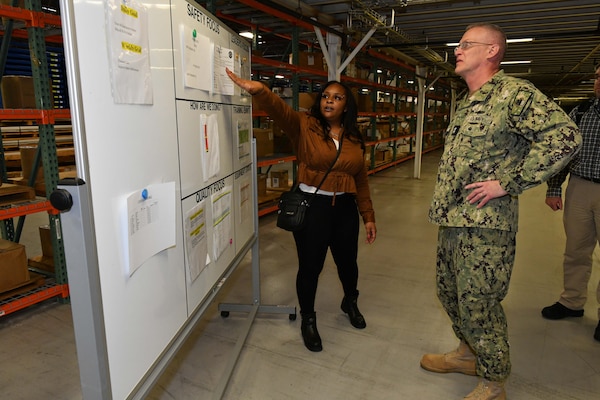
[[292, 193, 360, 314]]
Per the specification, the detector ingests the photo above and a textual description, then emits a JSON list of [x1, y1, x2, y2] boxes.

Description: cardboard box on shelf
[[289, 51, 324, 70], [20, 146, 44, 183], [346, 60, 357, 77], [358, 68, 370, 81], [298, 92, 316, 111], [376, 102, 395, 113], [284, 92, 317, 112], [357, 120, 371, 138], [400, 102, 414, 112], [376, 121, 390, 139], [396, 138, 413, 153], [1, 75, 35, 109], [356, 92, 373, 112], [399, 120, 411, 135], [253, 128, 274, 158], [374, 143, 393, 163], [375, 149, 393, 163], [270, 170, 289, 189], [39, 225, 53, 259], [257, 173, 267, 196], [27, 225, 55, 273], [397, 144, 411, 153], [0, 238, 30, 293], [364, 145, 372, 163]]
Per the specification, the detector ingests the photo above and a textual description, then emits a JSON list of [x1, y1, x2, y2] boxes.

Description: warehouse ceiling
[[208, 0, 600, 108]]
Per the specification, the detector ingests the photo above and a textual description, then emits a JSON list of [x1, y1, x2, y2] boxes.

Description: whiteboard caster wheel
[[221, 311, 230, 318]]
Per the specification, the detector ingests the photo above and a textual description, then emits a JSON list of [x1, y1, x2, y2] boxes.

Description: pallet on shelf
[[258, 190, 282, 206], [10, 168, 77, 196], [0, 182, 35, 206], [0, 272, 45, 301]]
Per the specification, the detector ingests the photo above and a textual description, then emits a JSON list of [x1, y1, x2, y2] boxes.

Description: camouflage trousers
[[436, 226, 516, 381]]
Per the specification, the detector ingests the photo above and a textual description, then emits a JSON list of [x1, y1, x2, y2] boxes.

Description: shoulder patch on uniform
[[510, 89, 534, 117]]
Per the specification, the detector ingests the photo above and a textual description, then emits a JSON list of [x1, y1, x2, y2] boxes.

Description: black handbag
[[276, 139, 342, 231], [276, 186, 311, 231]]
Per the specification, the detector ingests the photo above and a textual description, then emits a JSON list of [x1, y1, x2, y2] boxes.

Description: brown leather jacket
[[253, 87, 375, 224]]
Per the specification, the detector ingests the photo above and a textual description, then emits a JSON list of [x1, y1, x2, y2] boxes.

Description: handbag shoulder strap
[[314, 137, 343, 192], [289, 135, 343, 197], [296, 136, 343, 204]]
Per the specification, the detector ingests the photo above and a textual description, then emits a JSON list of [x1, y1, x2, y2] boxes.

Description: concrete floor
[[1, 150, 599, 399]]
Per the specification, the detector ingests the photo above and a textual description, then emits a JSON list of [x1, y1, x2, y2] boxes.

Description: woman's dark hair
[[309, 80, 365, 149]]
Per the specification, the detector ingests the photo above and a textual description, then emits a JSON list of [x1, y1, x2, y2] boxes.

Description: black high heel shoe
[[301, 312, 322, 352], [341, 294, 366, 329]]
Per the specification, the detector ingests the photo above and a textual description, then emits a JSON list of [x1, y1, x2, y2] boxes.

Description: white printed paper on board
[[105, 0, 153, 104], [184, 200, 208, 282], [211, 187, 232, 261], [200, 113, 220, 181], [125, 182, 176, 276], [237, 172, 251, 225], [214, 45, 235, 95], [180, 24, 212, 91]]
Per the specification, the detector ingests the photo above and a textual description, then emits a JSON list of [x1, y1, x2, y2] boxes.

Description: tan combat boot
[[420, 341, 477, 375], [464, 379, 506, 399]]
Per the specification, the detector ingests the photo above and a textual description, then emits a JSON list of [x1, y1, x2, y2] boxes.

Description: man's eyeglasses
[[454, 41, 494, 53], [321, 93, 345, 102], [594, 74, 600, 80]]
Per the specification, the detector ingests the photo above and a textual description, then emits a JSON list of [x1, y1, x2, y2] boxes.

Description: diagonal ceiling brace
[[315, 25, 377, 81]]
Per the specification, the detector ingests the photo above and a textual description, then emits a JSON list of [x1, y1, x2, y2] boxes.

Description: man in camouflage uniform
[[420, 23, 581, 400]]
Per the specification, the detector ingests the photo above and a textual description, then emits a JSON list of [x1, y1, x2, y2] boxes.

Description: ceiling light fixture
[[240, 31, 254, 39], [506, 38, 534, 43], [446, 38, 534, 46], [501, 60, 532, 65]]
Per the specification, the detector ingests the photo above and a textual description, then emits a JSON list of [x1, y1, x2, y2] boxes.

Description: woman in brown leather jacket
[[226, 68, 377, 352]]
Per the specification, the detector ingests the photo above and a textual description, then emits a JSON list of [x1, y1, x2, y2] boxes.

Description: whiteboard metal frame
[[58, 1, 295, 398]]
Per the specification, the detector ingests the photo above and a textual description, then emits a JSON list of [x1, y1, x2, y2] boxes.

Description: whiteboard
[[60, 0, 254, 398]]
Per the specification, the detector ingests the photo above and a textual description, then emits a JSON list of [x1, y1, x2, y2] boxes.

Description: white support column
[[414, 66, 427, 179], [315, 28, 342, 82], [326, 33, 341, 81]]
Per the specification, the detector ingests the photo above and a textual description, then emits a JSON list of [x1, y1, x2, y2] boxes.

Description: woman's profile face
[[319, 83, 347, 124]]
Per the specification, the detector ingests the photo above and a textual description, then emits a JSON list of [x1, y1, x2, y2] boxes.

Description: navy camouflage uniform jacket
[[429, 70, 581, 232]]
